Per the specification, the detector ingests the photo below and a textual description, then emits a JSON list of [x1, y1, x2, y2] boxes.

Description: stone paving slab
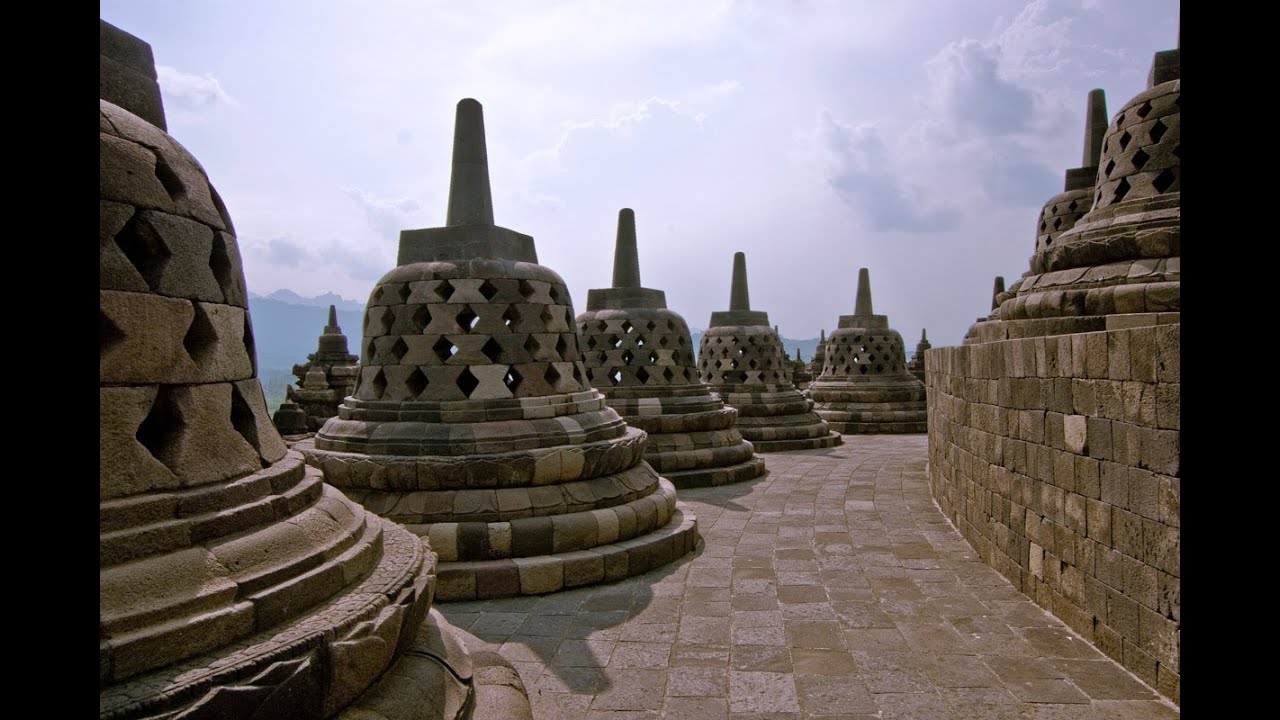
[[438, 435, 1178, 720]]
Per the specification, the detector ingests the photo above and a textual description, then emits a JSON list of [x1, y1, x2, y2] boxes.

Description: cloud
[[807, 110, 960, 233], [243, 233, 392, 283], [980, 145, 1062, 207], [260, 236, 307, 268], [341, 187, 424, 239], [924, 38, 1037, 138], [156, 65, 237, 108]]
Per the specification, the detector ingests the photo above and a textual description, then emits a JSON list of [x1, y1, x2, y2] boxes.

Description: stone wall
[[925, 321, 1179, 704]]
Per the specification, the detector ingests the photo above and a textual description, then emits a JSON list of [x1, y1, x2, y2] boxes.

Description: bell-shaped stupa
[[299, 101, 697, 601], [906, 329, 931, 384], [809, 268, 928, 433], [808, 329, 827, 377], [697, 253, 841, 450], [99, 20, 526, 719], [285, 304, 360, 431], [576, 209, 767, 487], [271, 388, 311, 436], [790, 347, 813, 390], [980, 59, 1178, 339]]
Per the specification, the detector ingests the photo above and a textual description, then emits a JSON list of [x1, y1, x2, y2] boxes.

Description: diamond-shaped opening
[[1053, 217, 1063, 230], [609, 334, 622, 349], [456, 307, 479, 333], [572, 363, 584, 384], [648, 350, 658, 363], [747, 336, 756, 345], [479, 280, 499, 301], [397, 284, 412, 303], [859, 346, 868, 353], [636, 367, 650, 384], [114, 216, 169, 291], [524, 334, 542, 358], [646, 320, 657, 332], [101, 310, 125, 356], [437, 280, 455, 302], [595, 320, 607, 332], [662, 367, 675, 382], [1068, 199, 1079, 212], [540, 363, 559, 389], [1115, 112, 1125, 126], [412, 305, 433, 331], [182, 304, 219, 365], [859, 365, 869, 375], [1104, 159, 1116, 177], [876, 364, 885, 373], [152, 152, 188, 201], [748, 358, 758, 369], [729, 358, 739, 370], [1113, 177, 1131, 202], [366, 338, 378, 360], [390, 337, 409, 362], [518, 279, 537, 299], [433, 337, 457, 362], [1152, 168, 1176, 194], [556, 334, 570, 359], [502, 306, 521, 330], [506, 366, 524, 393], [621, 349, 634, 365], [243, 313, 258, 375], [597, 351, 608, 364], [1131, 149, 1150, 170], [608, 369, 622, 385], [540, 306, 556, 327], [371, 368, 388, 398], [1149, 119, 1167, 144], [135, 387, 180, 469], [208, 233, 237, 302], [481, 337, 503, 363], [622, 320, 633, 334], [677, 336, 686, 346], [737, 348, 746, 357], [1136, 100, 1153, 118], [1118, 131, 1132, 150], [548, 285, 562, 304], [586, 335, 598, 350], [737, 371, 749, 383], [636, 335, 646, 347], [1039, 220, 1047, 232], [405, 367, 428, 397], [456, 367, 480, 397]]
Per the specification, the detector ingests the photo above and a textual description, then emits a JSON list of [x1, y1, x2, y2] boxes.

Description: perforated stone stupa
[[697, 253, 841, 451], [808, 268, 927, 433], [576, 210, 766, 488], [299, 100, 697, 601], [99, 20, 527, 719], [907, 329, 930, 384], [286, 304, 360, 431], [808, 329, 827, 377], [790, 347, 813, 390]]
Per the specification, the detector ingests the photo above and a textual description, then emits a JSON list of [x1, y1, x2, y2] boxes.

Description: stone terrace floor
[[439, 435, 1179, 720]]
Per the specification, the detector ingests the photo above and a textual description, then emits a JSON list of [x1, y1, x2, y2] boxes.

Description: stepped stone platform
[[299, 100, 697, 602], [438, 437, 1179, 720], [809, 268, 928, 434], [99, 19, 526, 719], [283, 304, 360, 432], [576, 209, 767, 489], [697, 253, 841, 452]]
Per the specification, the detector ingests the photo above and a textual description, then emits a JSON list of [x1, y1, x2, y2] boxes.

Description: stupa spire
[[612, 208, 641, 288], [1083, 89, 1108, 168], [855, 268, 874, 316], [730, 252, 751, 311], [992, 276, 1006, 311], [445, 98, 494, 226]]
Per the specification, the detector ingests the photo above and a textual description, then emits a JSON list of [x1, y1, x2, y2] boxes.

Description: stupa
[[575, 209, 767, 488], [287, 304, 360, 430], [906, 329, 931, 384], [808, 329, 827, 377], [271, 390, 311, 437], [790, 348, 813, 390], [298, 100, 698, 601], [99, 20, 527, 719], [809, 268, 927, 433], [697, 253, 841, 451]]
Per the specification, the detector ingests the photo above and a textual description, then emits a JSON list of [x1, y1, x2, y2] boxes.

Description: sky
[[101, 0, 1179, 348]]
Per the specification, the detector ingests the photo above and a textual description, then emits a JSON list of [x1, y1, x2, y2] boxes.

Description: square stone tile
[[796, 674, 876, 714], [790, 648, 858, 676], [730, 645, 793, 672], [667, 666, 728, 697], [728, 671, 800, 714], [593, 668, 668, 711]]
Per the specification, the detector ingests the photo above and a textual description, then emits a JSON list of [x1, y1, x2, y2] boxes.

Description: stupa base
[[662, 456, 768, 488], [431, 507, 698, 600]]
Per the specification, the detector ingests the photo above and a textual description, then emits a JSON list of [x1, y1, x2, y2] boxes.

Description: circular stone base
[[749, 432, 843, 452], [827, 421, 927, 434], [662, 456, 768, 488], [432, 506, 698, 601]]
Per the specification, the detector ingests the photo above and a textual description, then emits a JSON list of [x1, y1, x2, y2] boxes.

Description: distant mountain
[[250, 289, 365, 312]]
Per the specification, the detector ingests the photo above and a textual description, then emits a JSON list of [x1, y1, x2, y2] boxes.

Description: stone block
[[1063, 415, 1088, 455], [514, 556, 565, 595]]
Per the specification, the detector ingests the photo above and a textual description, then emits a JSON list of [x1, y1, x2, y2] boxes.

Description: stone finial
[[445, 98, 495, 227], [774, 325, 780, 335], [795, 347, 802, 361], [820, 329, 826, 342], [324, 304, 341, 333], [921, 328, 928, 343], [854, 268, 874, 316], [991, 276, 1006, 311], [1083, 89, 1108, 168], [730, 252, 751, 311], [1148, 25, 1181, 86], [612, 208, 641, 288]]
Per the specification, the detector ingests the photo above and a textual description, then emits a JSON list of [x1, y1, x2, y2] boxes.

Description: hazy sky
[[101, 0, 1178, 347]]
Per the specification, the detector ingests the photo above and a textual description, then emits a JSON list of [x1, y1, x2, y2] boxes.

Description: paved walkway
[[439, 436, 1178, 720]]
